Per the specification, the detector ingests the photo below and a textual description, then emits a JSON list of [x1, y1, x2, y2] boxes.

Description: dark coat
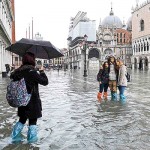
[[97, 68, 109, 84], [10, 65, 48, 119]]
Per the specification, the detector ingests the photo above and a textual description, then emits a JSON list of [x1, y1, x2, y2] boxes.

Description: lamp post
[[83, 34, 88, 77]]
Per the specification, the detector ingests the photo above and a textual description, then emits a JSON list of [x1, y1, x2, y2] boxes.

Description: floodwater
[[0, 69, 150, 150]]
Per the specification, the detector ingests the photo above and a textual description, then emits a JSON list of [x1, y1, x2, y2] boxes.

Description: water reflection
[[0, 69, 150, 149]]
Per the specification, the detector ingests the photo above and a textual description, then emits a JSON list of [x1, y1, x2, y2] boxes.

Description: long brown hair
[[22, 52, 35, 66], [102, 61, 108, 70], [107, 56, 118, 74]]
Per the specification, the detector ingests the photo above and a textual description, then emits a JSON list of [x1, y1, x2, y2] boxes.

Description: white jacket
[[117, 65, 127, 86]]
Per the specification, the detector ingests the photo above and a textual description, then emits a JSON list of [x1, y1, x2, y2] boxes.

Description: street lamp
[[83, 34, 88, 77]]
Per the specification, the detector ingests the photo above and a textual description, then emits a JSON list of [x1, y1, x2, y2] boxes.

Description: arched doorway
[[134, 58, 137, 69], [144, 57, 148, 70], [139, 58, 143, 70], [88, 48, 100, 70], [88, 48, 100, 59]]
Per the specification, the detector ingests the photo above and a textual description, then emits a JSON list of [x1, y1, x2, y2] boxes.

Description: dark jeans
[[118, 86, 126, 95], [99, 83, 109, 93], [19, 117, 37, 125]]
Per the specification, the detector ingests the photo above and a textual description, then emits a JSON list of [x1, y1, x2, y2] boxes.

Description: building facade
[[65, 11, 97, 70], [132, 0, 150, 69], [0, 0, 15, 73], [65, 7, 132, 72]]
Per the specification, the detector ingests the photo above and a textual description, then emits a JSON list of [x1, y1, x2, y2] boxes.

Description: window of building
[[19, 56, 22, 61], [147, 43, 149, 51], [141, 44, 143, 51], [15, 57, 18, 61], [124, 39, 126, 43], [120, 39, 122, 43], [144, 44, 146, 51], [140, 19, 144, 31], [120, 33, 122, 38]]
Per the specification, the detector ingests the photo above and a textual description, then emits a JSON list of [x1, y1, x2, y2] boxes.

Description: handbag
[[126, 72, 131, 82]]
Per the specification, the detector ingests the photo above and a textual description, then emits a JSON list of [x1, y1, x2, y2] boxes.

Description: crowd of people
[[97, 56, 128, 103]]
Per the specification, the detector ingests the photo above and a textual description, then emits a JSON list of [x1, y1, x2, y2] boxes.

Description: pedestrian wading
[[9, 52, 48, 143]]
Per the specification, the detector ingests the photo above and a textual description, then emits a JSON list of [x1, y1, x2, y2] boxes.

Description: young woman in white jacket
[[117, 60, 127, 103]]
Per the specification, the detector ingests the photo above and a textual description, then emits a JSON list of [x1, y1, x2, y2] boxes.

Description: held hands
[[39, 66, 45, 71]]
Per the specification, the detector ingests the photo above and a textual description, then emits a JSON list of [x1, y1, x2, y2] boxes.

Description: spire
[[123, 17, 126, 28], [110, 2, 114, 16], [99, 18, 102, 26], [136, 0, 139, 7]]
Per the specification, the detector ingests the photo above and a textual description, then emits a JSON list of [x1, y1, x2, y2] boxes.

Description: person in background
[[5, 64, 10, 74], [10, 52, 48, 143], [97, 62, 109, 102], [117, 60, 127, 103], [108, 56, 118, 101]]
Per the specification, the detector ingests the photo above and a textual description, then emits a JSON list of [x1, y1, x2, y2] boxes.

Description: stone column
[[0, 41, 2, 73]]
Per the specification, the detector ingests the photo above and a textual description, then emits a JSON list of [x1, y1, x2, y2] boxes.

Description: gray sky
[[15, 0, 145, 49]]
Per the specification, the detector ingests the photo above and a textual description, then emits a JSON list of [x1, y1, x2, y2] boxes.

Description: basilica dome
[[102, 8, 123, 29]]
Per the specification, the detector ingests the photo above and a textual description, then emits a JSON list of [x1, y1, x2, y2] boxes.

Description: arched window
[[120, 33, 122, 38], [147, 42, 149, 51], [144, 43, 146, 51], [140, 20, 144, 31]]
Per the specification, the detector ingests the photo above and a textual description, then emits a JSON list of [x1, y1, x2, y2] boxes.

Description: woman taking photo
[[10, 52, 48, 143]]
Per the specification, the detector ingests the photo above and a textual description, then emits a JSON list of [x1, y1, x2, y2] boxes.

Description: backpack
[[6, 78, 31, 107]]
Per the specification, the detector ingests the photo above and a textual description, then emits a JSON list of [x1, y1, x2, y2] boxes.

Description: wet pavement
[[0, 69, 150, 150]]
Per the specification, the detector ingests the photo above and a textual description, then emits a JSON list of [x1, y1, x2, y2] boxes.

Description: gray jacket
[[117, 65, 127, 86]]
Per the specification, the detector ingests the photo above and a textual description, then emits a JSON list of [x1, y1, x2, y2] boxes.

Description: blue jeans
[[99, 83, 109, 93], [118, 86, 126, 95]]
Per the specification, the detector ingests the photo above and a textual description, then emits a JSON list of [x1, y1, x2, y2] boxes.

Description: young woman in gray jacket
[[117, 60, 127, 103]]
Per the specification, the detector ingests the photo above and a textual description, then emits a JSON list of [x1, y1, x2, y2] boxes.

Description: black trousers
[[19, 116, 37, 125], [99, 83, 109, 93]]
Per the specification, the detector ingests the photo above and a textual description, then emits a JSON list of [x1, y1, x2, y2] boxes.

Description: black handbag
[[126, 72, 131, 82]]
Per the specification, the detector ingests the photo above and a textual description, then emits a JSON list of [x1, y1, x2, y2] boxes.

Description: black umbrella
[[6, 38, 64, 59]]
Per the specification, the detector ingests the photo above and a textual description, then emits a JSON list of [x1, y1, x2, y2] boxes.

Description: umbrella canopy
[[6, 38, 64, 59]]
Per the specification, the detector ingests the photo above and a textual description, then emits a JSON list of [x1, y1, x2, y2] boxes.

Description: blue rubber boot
[[27, 125, 38, 143], [111, 92, 113, 101], [112, 92, 117, 101], [11, 122, 24, 143], [120, 94, 126, 104]]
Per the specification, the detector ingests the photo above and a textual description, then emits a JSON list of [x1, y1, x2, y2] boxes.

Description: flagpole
[[26, 28, 27, 38], [32, 17, 33, 39], [29, 24, 30, 39]]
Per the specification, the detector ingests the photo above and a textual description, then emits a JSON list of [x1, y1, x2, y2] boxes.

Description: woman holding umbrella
[[10, 52, 48, 143]]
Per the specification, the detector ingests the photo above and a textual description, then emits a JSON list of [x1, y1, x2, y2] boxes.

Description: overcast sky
[[15, 0, 145, 49]]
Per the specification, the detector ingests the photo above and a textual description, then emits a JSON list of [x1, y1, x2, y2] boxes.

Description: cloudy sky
[[15, 0, 145, 49]]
